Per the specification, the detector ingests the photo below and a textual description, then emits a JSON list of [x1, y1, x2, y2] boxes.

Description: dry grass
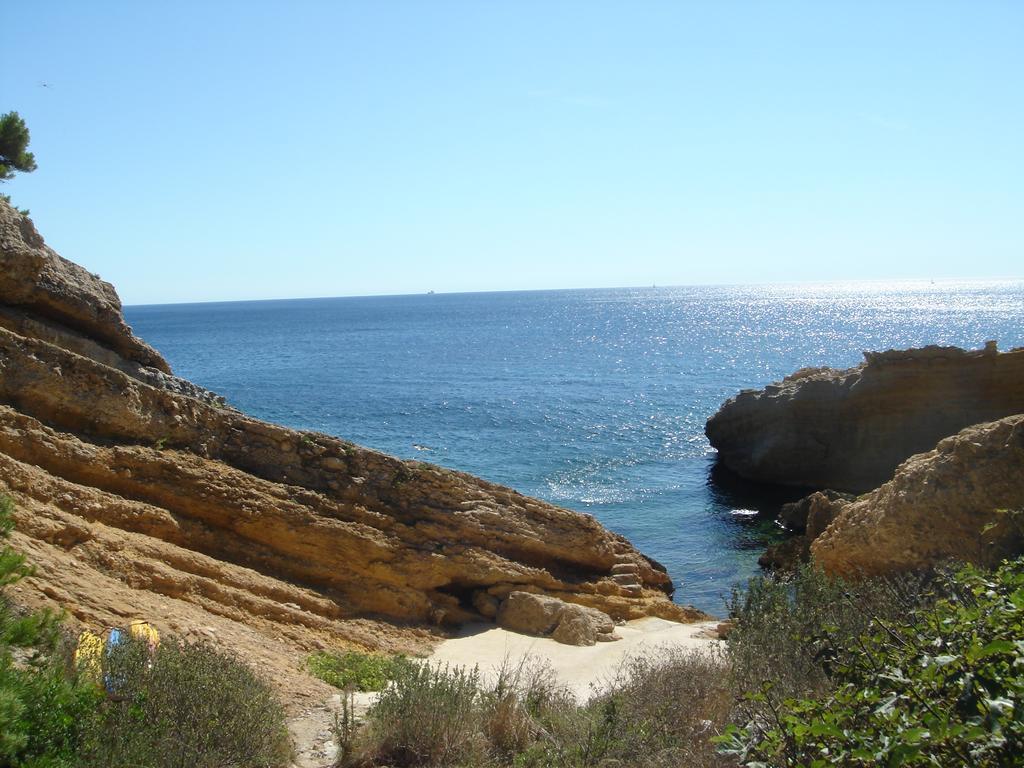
[[339, 647, 734, 768]]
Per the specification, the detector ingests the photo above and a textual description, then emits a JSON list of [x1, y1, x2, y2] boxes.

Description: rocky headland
[[709, 344, 1024, 578], [706, 343, 1024, 493], [0, 199, 699, 707]]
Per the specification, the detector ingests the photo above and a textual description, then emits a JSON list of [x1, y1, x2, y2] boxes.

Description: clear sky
[[2, 1, 1022, 304]]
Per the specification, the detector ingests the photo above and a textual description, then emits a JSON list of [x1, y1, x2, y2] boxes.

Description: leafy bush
[[80, 636, 292, 768], [725, 563, 940, 712], [308, 649, 415, 692], [0, 635, 101, 768], [0, 494, 99, 768], [719, 557, 1024, 766]]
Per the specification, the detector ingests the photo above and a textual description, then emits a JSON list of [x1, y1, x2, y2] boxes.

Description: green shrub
[[719, 557, 1024, 766], [80, 636, 292, 768], [725, 563, 940, 712], [308, 649, 414, 692], [0, 637, 101, 768], [0, 494, 98, 768], [352, 662, 489, 766], [345, 649, 734, 768]]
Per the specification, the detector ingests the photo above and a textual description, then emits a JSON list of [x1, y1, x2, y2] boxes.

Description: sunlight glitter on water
[[127, 279, 1024, 614]]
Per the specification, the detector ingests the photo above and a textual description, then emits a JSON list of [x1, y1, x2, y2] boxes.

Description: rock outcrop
[[0, 200, 701, 706], [812, 414, 1024, 577], [758, 490, 853, 571], [496, 591, 619, 646], [706, 344, 1024, 492]]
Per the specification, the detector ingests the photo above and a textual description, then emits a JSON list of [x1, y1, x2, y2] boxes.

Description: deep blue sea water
[[126, 280, 1024, 615]]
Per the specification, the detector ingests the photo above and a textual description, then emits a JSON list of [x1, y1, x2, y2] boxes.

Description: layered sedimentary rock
[[812, 414, 1024, 577], [0, 200, 699, 704], [706, 344, 1024, 492]]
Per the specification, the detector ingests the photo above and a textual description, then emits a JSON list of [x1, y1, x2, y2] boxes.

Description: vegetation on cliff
[[0, 112, 36, 183], [0, 495, 291, 768]]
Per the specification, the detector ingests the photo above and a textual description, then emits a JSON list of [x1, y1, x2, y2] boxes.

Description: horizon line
[[123, 275, 1024, 309]]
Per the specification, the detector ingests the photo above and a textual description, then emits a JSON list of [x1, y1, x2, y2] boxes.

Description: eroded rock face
[[0, 200, 699, 704], [706, 344, 1024, 492], [812, 414, 1024, 577], [0, 210, 169, 373]]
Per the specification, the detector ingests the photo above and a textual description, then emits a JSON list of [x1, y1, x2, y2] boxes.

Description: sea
[[125, 280, 1024, 615]]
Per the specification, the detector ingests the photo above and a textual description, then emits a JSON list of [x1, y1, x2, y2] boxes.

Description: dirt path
[[288, 691, 379, 768]]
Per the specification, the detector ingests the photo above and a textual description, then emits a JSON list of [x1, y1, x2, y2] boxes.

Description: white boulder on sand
[[429, 616, 722, 701]]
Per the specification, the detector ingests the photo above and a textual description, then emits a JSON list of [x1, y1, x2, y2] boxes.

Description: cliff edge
[[0, 200, 698, 706], [705, 344, 1024, 492]]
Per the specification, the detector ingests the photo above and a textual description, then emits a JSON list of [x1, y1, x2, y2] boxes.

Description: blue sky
[[2, 2, 1022, 304]]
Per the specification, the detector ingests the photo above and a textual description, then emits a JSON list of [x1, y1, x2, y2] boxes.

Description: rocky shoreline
[[708, 345, 1024, 577], [0, 199, 701, 708], [706, 342, 1024, 492]]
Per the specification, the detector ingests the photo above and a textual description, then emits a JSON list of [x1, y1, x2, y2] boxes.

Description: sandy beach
[[428, 616, 722, 701]]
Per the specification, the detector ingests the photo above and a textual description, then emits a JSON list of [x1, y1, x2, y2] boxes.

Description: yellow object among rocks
[[129, 620, 160, 652], [74, 630, 104, 684]]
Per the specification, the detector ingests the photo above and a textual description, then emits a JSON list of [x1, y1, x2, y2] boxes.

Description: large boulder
[[497, 591, 617, 646], [812, 414, 1024, 577], [706, 344, 1024, 492]]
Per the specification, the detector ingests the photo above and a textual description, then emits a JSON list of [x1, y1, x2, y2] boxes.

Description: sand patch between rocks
[[429, 616, 721, 701]]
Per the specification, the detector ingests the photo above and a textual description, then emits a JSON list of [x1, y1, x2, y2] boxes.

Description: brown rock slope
[[0, 200, 698, 706], [706, 344, 1024, 492], [812, 414, 1024, 577]]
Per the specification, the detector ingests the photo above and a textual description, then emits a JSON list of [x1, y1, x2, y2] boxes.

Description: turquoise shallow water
[[126, 280, 1024, 614]]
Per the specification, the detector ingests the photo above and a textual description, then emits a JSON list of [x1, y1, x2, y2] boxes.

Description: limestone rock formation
[[778, 489, 854, 537], [0, 211, 169, 373], [812, 414, 1024, 577], [0, 200, 701, 705], [706, 344, 1024, 492], [759, 491, 852, 571], [496, 591, 618, 646]]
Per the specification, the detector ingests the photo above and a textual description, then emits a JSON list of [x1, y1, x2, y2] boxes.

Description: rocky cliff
[[0, 200, 698, 706], [705, 344, 1024, 492], [812, 414, 1024, 577]]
